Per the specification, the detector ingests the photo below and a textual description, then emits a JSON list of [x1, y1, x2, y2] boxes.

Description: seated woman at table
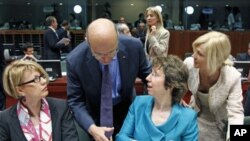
[[0, 60, 79, 141], [116, 55, 198, 141]]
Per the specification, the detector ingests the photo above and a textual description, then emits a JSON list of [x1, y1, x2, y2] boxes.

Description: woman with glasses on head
[[0, 60, 79, 141]]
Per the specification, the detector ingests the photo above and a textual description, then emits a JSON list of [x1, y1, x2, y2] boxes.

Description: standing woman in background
[[144, 6, 170, 58], [184, 31, 244, 141]]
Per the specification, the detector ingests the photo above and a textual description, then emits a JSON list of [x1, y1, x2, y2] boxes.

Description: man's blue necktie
[[100, 65, 113, 138]]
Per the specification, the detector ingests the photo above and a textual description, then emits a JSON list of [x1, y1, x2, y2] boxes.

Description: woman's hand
[[180, 99, 190, 107], [150, 25, 156, 36]]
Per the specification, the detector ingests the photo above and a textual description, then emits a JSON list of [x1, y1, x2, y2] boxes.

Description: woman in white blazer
[[184, 31, 244, 141], [144, 6, 170, 58]]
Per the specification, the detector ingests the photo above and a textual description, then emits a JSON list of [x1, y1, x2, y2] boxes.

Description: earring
[[21, 96, 26, 102]]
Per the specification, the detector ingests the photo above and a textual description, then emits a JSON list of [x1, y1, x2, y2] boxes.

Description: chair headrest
[[3, 49, 10, 61]]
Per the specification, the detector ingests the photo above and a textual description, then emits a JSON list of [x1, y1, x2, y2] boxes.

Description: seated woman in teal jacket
[[116, 55, 198, 141]]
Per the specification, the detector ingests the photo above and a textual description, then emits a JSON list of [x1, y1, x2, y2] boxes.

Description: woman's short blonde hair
[[3, 60, 49, 99], [192, 31, 232, 75], [151, 55, 189, 104], [145, 6, 164, 27]]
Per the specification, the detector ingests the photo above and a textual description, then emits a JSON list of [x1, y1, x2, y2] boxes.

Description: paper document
[[57, 38, 70, 45]]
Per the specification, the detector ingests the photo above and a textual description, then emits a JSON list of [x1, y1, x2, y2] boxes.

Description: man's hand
[[64, 38, 70, 46], [88, 124, 114, 141]]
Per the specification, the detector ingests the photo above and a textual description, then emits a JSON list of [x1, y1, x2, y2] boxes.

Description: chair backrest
[[3, 43, 15, 56], [236, 53, 249, 61], [184, 52, 193, 59], [3, 49, 11, 61], [74, 120, 91, 141], [244, 116, 250, 125]]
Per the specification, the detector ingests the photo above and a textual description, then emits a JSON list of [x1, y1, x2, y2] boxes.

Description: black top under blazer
[[0, 97, 79, 141]]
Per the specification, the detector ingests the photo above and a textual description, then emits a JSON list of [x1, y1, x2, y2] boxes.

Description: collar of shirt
[[49, 26, 56, 33], [99, 53, 122, 104], [100, 53, 118, 68]]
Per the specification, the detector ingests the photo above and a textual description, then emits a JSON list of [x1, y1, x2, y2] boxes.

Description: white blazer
[[144, 26, 170, 57], [184, 57, 244, 140]]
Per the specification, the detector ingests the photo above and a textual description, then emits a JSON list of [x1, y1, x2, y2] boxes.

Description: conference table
[[5, 76, 145, 108], [5, 76, 250, 108]]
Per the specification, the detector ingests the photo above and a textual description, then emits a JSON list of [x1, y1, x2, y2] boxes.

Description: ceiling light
[[185, 6, 194, 15], [74, 5, 82, 14]]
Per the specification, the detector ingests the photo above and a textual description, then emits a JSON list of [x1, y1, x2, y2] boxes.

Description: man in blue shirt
[[66, 18, 151, 141]]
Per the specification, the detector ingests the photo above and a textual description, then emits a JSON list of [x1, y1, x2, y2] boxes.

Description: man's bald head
[[86, 18, 119, 64], [87, 18, 118, 43]]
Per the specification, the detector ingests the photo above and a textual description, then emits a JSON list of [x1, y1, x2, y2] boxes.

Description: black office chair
[[184, 52, 193, 59], [74, 120, 91, 141], [3, 43, 19, 62], [244, 116, 250, 125], [3, 48, 11, 61], [236, 53, 244, 61], [244, 87, 250, 116]]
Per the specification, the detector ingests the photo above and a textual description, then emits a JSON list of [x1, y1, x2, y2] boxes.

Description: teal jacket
[[116, 96, 198, 141]]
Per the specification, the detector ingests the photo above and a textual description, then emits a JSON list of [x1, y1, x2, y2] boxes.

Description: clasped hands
[[150, 25, 157, 36], [22, 54, 37, 61]]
